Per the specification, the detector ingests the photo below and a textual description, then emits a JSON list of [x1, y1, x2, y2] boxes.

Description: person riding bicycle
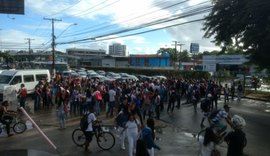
[[209, 105, 234, 133], [0, 100, 16, 137], [84, 106, 97, 152], [225, 115, 247, 156]]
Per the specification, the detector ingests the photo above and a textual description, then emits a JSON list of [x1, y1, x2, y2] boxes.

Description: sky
[[0, 0, 220, 55]]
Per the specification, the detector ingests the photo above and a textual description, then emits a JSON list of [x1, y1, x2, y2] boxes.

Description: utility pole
[[178, 43, 185, 70], [172, 41, 184, 70], [25, 38, 34, 63], [172, 41, 179, 69], [43, 17, 62, 77]]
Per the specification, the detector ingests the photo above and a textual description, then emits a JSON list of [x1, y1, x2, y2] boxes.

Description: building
[[109, 43, 126, 56], [203, 55, 248, 73], [129, 52, 170, 68], [66, 48, 106, 67], [101, 55, 129, 67]]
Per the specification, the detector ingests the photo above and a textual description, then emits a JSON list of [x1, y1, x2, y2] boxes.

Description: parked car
[[62, 70, 77, 78], [153, 75, 167, 80], [96, 70, 106, 76], [106, 72, 121, 79], [119, 74, 139, 81], [137, 75, 152, 81], [77, 71, 87, 78]]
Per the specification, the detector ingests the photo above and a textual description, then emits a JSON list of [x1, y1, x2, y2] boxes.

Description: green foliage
[[0, 52, 14, 65], [216, 70, 232, 81], [81, 66, 211, 79], [203, 0, 270, 69]]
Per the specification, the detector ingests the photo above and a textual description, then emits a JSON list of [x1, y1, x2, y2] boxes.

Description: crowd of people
[[1, 72, 247, 155]]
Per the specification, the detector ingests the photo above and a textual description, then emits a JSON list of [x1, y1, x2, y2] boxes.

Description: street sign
[[0, 0, 24, 15], [190, 43, 199, 53]]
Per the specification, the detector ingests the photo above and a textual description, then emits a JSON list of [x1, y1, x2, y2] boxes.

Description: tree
[[203, 0, 270, 69], [0, 52, 14, 68], [179, 50, 191, 62]]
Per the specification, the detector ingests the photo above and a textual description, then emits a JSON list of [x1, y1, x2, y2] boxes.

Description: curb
[[243, 96, 270, 102]]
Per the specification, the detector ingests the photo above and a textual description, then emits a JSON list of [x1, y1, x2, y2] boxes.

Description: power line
[[61, 0, 177, 37], [45, 0, 82, 18], [57, 5, 212, 44], [58, 18, 205, 45], [61, 0, 192, 38], [61, 0, 120, 19]]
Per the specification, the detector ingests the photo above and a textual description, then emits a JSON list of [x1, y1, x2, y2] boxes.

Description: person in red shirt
[[18, 84, 27, 108]]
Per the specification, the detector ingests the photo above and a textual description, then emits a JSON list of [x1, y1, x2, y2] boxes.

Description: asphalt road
[[0, 97, 269, 156], [160, 98, 270, 156]]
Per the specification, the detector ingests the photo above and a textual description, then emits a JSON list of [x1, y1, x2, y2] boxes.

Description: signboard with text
[[0, 0, 24, 15], [190, 43, 199, 53]]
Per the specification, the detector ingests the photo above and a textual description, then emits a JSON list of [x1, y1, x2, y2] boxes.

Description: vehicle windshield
[[0, 75, 13, 84]]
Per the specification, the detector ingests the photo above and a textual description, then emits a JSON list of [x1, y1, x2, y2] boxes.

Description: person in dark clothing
[[225, 115, 247, 156], [167, 87, 176, 113], [0, 101, 16, 137]]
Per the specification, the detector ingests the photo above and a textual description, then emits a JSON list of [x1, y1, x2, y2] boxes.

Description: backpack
[[80, 113, 89, 131], [200, 99, 210, 112]]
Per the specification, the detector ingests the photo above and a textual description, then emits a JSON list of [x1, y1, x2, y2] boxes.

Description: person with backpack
[[82, 106, 97, 152]]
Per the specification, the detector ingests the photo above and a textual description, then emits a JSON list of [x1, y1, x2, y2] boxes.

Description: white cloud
[[0, 29, 48, 50], [6, 0, 218, 53]]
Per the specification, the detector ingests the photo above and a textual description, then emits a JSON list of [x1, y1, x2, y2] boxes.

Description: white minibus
[[0, 69, 51, 101]]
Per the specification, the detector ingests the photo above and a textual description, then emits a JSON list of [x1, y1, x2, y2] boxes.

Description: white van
[[0, 69, 51, 101]]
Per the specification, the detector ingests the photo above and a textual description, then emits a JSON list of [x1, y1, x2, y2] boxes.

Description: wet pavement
[[1, 96, 270, 156]]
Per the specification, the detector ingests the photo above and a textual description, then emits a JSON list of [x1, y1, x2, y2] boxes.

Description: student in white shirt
[[122, 114, 140, 156]]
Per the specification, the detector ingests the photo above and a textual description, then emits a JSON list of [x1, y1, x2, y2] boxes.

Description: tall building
[[109, 43, 126, 56]]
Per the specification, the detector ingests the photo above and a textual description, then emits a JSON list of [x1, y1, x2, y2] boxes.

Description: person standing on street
[[56, 87, 67, 129], [237, 82, 243, 101], [224, 84, 229, 104], [142, 118, 160, 156], [107, 86, 116, 118], [121, 114, 140, 156], [18, 83, 27, 108], [230, 81, 235, 101]]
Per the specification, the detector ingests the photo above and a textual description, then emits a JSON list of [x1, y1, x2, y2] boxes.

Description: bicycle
[[0, 113, 27, 134], [72, 121, 115, 150]]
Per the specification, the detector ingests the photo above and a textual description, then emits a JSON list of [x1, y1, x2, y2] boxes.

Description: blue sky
[[0, 0, 219, 55]]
